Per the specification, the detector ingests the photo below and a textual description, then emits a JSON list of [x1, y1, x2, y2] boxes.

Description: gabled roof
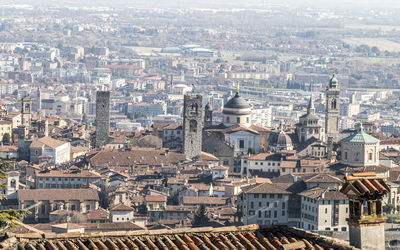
[[340, 172, 390, 197], [30, 136, 68, 149], [111, 203, 134, 211], [222, 124, 259, 135], [242, 182, 291, 195]]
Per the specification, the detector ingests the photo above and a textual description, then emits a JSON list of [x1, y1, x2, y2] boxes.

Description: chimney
[[340, 173, 389, 250]]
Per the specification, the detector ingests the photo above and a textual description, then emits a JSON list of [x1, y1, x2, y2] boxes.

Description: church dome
[[276, 130, 293, 149], [223, 92, 251, 110]]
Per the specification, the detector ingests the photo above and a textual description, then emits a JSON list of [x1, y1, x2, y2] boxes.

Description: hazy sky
[[2, 0, 400, 9]]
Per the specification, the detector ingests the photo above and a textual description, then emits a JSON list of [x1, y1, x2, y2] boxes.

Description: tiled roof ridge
[[8, 224, 260, 240], [1, 224, 358, 250]]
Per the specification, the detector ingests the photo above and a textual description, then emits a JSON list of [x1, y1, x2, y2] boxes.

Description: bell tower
[[325, 74, 340, 140], [183, 94, 203, 159], [340, 173, 389, 250], [21, 97, 32, 127]]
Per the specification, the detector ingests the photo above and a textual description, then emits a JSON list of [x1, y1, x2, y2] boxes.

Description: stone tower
[[325, 74, 340, 140], [340, 173, 389, 250], [183, 94, 203, 159], [204, 103, 213, 128], [95, 91, 110, 148], [38, 120, 49, 138], [21, 97, 32, 127]]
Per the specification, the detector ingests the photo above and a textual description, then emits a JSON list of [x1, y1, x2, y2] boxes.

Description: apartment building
[[299, 187, 348, 231]]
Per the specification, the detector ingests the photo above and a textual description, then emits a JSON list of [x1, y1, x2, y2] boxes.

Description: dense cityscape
[[0, 1, 399, 249]]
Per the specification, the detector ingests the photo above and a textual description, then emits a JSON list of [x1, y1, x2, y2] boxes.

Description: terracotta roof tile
[[0, 224, 361, 249]]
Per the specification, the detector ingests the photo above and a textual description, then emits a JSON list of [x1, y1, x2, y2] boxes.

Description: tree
[[0, 162, 27, 229], [193, 204, 209, 227], [2, 133, 10, 145], [248, 147, 256, 155]]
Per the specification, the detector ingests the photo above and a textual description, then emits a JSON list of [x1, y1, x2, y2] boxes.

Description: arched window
[[24, 103, 30, 112], [189, 103, 198, 115], [10, 179, 16, 188], [189, 120, 197, 132], [331, 99, 337, 109]]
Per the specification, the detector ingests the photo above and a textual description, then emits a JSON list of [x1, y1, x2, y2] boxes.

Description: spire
[[359, 122, 364, 133], [307, 95, 315, 114]]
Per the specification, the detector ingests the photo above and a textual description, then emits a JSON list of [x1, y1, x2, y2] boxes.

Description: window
[[344, 152, 348, 160], [190, 103, 198, 115], [237, 117, 240, 123], [250, 202, 254, 209], [325, 208, 328, 214], [71, 205, 76, 211], [249, 210, 255, 215], [254, 194, 259, 198], [41, 205, 46, 215], [277, 194, 282, 198], [274, 211, 277, 218], [270, 194, 275, 199], [189, 120, 197, 133], [368, 153, 373, 161], [274, 202, 278, 207], [246, 117, 249, 123], [282, 211, 285, 216], [258, 211, 262, 218], [259, 202, 262, 207], [266, 202, 270, 207], [262, 194, 266, 198], [86, 205, 90, 211], [282, 202, 285, 209], [239, 140, 245, 149], [226, 117, 230, 123]]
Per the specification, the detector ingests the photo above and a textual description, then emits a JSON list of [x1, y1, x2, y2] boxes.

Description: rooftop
[[341, 125, 379, 144], [1, 224, 356, 250]]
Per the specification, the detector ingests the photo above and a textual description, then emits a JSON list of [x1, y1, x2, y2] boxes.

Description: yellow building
[[0, 120, 12, 143]]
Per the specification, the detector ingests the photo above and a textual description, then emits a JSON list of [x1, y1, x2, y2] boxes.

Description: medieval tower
[[21, 97, 32, 127], [204, 103, 213, 128], [183, 94, 203, 159], [325, 74, 340, 141], [95, 91, 110, 148]]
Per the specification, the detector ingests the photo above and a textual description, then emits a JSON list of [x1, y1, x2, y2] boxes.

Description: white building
[[238, 182, 290, 226], [29, 136, 71, 164], [341, 125, 380, 167], [299, 187, 348, 231], [251, 108, 272, 128], [110, 203, 134, 222]]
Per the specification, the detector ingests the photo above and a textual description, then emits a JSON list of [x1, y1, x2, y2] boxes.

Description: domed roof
[[277, 130, 293, 148], [329, 74, 338, 87], [224, 92, 251, 109], [342, 125, 379, 144]]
